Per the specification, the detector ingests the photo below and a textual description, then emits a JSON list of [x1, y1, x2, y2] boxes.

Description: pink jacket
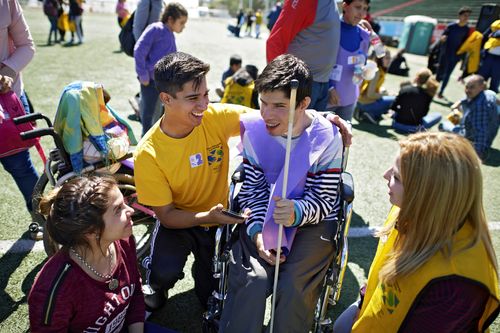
[[0, 0, 35, 96]]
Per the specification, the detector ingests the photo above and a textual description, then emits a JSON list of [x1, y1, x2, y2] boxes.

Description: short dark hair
[[154, 52, 210, 97], [229, 54, 242, 67], [245, 64, 258, 80], [161, 2, 188, 24], [458, 6, 471, 15], [39, 176, 117, 253], [255, 54, 312, 106]]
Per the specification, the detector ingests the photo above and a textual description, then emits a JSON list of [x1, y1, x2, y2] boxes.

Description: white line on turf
[[1, 222, 500, 254]]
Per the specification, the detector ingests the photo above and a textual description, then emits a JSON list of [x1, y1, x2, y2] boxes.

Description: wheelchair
[[14, 82, 155, 259], [202, 148, 354, 333]]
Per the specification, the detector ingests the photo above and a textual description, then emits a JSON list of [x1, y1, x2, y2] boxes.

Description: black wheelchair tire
[[31, 172, 60, 256]]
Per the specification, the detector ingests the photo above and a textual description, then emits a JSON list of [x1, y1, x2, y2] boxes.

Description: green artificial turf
[[0, 7, 498, 332]]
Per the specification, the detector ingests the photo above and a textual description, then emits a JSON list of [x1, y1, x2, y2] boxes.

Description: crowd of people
[[0, 0, 499, 332], [42, 0, 84, 45]]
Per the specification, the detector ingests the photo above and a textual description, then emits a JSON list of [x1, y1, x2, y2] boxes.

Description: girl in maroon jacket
[[28, 176, 145, 333]]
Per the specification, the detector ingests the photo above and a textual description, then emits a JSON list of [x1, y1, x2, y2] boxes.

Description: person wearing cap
[[436, 6, 472, 99]]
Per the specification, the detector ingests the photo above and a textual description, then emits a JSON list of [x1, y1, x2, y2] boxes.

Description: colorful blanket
[[54, 81, 137, 173]]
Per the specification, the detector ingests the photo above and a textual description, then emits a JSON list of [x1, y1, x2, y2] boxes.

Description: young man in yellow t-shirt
[[134, 51, 352, 313], [134, 52, 249, 310]]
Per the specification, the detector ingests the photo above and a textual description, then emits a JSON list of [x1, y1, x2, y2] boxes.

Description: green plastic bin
[[399, 15, 437, 55]]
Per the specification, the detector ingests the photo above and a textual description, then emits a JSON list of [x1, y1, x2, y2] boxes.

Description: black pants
[[147, 222, 217, 307]]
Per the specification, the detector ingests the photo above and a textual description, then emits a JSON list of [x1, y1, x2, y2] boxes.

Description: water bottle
[[370, 31, 386, 58]]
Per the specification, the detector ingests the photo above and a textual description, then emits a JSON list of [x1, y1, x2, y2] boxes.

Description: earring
[[96, 234, 100, 240]]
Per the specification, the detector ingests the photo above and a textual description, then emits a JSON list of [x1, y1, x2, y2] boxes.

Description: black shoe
[[143, 285, 167, 312], [29, 222, 43, 241]]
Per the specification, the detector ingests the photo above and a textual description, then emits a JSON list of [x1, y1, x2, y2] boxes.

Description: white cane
[[269, 79, 299, 333]]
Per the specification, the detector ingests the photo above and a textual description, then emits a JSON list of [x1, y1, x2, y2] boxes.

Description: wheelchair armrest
[[13, 112, 53, 127], [231, 163, 246, 183], [341, 172, 354, 203]]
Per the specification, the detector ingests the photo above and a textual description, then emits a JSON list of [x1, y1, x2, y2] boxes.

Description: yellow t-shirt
[[134, 103, 250, 214]]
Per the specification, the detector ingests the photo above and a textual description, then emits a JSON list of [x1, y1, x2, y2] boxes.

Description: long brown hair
[[378, 132, 497, 283]]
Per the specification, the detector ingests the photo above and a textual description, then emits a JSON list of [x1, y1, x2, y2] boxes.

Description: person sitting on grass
[[220, 64, 259, 108], [334, 132, 499, 333], [439, 74, 499, 161], [219, 54, 343, 332], [387, 48, 410, 77], [390, 68, 442, 133], [356, 49, 394, 124], [28, 176, 146, 332]]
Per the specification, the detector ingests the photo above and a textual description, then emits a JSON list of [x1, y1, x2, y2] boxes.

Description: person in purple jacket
[[327, 0, 371, 121], [134, 2, 187, 136]]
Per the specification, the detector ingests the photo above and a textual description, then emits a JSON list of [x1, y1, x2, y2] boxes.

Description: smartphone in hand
[[221, 209, 245, 220]]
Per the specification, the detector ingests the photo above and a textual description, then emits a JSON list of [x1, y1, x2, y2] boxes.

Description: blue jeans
[[47, 15, 58, 43], [392, 112, 442, 134], [18, 91, 31, 114], [0, 150, 39, 211], [357, 96, 396, 120], [310, 81, 329, 111], [328, 103, 356, 121], [140, 80, 161, 136]]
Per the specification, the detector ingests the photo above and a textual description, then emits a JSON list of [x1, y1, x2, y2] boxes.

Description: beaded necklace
[[70, 247, 119, 290]]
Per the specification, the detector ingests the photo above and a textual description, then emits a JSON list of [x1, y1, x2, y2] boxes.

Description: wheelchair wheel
[[31, 172, 61, 257]]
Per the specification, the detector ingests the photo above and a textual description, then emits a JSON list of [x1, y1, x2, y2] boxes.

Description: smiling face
[[383, 156, 404, 207], [259, 90, 310, 137], [343, 0, 369, 26], [168, 15, 188, 33], [161, 77, 210, 137], [100, 186, 134, 242]]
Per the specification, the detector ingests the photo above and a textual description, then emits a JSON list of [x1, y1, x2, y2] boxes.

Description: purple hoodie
[[134, 22, 176, 83]]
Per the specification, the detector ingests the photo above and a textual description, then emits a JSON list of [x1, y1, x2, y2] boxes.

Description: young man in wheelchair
[[219, 54, 344, 332], [134, 52, 351, 318]]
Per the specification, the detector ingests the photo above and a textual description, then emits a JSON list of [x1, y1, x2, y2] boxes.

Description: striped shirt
[[239, 121, 343, 239]]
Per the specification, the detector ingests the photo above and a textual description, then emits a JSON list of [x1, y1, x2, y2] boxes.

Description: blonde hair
[[378, 132, 497, 283], [414, 68, 438, 97]]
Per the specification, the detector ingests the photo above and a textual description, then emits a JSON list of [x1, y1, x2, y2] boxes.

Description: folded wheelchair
[[14, 81, 155, 258], [202, 147, 355, 333]]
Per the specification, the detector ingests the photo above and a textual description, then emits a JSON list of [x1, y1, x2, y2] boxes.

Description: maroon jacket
[[29, 237, 145, 332]]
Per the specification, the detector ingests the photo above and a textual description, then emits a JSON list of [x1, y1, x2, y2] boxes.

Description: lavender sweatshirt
[[134, 22, 176, 83]]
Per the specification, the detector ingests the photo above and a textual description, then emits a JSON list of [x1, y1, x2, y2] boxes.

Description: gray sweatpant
[[219, 220, 337, 333]]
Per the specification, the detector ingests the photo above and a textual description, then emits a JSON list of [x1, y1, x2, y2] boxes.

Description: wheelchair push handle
[[20, 128, 54, 141], [13, 112, 53, 127]]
